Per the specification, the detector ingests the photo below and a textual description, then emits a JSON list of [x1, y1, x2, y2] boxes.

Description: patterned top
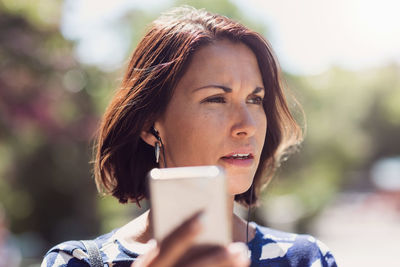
[[41, 222, 337, 267]]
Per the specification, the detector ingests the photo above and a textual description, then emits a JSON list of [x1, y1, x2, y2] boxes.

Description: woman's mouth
[[221, 153, 254, 167]]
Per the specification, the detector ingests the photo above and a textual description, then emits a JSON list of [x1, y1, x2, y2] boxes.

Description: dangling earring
[[155, 141, 160, 163], [151, 126, 161, 164], [151, 126, 166, 167]]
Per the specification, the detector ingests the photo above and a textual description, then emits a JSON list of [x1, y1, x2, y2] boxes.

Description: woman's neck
[[116, 197, 255, 245], [228, 195, 256, 243]]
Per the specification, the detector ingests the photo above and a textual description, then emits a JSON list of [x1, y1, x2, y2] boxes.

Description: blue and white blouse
[[41, 222, 337, 267]]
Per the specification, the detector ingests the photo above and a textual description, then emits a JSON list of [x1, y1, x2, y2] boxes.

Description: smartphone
[[148, 165, 231, 246]]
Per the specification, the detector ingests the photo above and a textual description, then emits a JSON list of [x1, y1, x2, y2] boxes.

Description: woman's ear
[[141, 121, 163, 147], [140, 129, 158, 147]]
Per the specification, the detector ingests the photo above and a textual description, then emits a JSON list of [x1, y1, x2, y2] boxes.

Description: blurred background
[[0, 0, 399, 266]]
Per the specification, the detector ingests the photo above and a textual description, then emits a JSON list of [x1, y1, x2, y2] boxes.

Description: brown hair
[[94, 6, 302, 207]]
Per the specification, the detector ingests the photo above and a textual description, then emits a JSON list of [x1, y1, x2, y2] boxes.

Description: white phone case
[[149, 165, 231, 245]]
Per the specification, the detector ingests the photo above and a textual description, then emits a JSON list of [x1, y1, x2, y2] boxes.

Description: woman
[[42, 6, 337, 267]]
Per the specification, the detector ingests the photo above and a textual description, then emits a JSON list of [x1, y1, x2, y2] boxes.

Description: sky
[[61, 0, 400, 75]]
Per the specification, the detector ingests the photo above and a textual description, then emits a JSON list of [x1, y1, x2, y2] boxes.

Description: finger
[[152, 211, 203, 267], [227, 242, 251, 267], [131, 239, 159, 267], [183, 248, 230, 267], [182, 246, 249, 267]]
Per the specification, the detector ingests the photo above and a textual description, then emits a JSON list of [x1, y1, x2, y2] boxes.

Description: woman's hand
[[131, 212, 250, 267]]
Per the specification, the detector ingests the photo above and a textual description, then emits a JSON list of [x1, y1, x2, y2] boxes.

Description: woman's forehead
[[177, 39, 263, 90]]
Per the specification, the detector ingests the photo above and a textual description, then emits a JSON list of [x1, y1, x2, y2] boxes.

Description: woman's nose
[[231, 104, 257, 138]]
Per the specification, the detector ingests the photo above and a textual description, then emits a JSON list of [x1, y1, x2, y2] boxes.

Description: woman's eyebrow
[[192, 84, 232, 93], [192, 85, 265, 93], [253, 86, 265, 94]]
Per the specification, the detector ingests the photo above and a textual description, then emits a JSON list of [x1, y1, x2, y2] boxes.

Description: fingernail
[[191, 216, 203, 232], [147, 239, 157, 249], [230, 243, 251, 265], [229, 242, 249, 258], [197, 212, 205, 226], [190, 210, 204, 225], [193, 210, 204, 219]]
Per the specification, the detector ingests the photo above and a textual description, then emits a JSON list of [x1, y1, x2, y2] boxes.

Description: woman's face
[[155, 39, 267, 195]]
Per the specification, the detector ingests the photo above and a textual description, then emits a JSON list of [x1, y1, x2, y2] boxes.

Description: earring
[[155, 141, 160, 163], [151, 126, 163, 165]]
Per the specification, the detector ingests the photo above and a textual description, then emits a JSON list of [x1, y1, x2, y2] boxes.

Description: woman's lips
[[220, 154, 254, 167]]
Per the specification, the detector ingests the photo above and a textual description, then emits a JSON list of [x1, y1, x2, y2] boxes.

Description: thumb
[[131, 239, 160, 267]]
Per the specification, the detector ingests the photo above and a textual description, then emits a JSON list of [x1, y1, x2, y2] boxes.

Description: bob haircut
[[94, 6, 302, 207]]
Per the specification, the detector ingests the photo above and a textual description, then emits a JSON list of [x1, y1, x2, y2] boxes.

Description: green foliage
[[261, 64, 400, 232], [0, 2, 106, 258], [0, 0, 61, 29]]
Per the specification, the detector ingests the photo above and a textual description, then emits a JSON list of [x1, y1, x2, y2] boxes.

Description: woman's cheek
[[202, 108, 227, 125]]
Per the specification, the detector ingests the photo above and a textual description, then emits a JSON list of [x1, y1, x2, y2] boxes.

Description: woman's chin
[[227, 176, 254, 196], [226, 171, 254, 196]]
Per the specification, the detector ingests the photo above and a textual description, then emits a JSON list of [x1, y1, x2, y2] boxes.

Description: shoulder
[[41, 230, 139, 267], [248, 223, 337, 267], [41, 240, 89, 267]]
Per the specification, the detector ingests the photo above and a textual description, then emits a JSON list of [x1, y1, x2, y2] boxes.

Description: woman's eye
[[248, 95, 264, 105], [203, 96, 226, 103]]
